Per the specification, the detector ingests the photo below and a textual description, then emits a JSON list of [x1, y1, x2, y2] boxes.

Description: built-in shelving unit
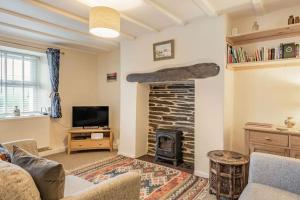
[[227, 58, 300, 71], [226, 23, 300, 71]]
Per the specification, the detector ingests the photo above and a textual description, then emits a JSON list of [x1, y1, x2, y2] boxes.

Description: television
[[72, 106, 109, 128]]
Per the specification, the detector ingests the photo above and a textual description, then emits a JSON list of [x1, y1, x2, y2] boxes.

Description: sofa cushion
[[0, 160, 41, 200], [12, 146, 65, 200], [239, 183, 300, 200], [64, 175, 95, 197], [0, 144, 11, 162], [2, 139, 39, 156]]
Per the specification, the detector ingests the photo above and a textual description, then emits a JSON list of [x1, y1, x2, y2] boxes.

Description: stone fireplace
[[121, 62, 223, 175], [148, 82, 195, 163]]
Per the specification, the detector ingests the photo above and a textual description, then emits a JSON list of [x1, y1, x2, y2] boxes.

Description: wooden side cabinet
[[67, 128, 113, 154], [245, 125, 300, 158]]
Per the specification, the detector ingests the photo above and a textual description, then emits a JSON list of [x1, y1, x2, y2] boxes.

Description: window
[[0, 50, 42, 116]]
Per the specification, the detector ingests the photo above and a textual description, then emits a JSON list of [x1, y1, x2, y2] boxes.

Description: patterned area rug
[[70, 155, 208, 200]]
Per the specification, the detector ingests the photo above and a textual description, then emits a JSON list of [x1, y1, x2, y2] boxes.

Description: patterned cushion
[[0, 160, 41, 200], [0, 144, 11, 162]]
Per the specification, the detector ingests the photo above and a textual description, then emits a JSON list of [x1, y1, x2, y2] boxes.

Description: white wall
[[97, 49, 120, 147], [119, 16, 227, 175]]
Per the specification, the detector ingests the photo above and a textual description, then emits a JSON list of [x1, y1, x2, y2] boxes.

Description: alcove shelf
[[227, 58, 300, 71], [226, 23, 300, 71], [227, 23, 300, 46]]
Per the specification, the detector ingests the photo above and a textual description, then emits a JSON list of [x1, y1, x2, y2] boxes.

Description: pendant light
[[89, 6, 120, 38]]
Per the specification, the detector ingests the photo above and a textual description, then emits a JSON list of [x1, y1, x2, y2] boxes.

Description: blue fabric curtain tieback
[[49, 92, 60, 98]]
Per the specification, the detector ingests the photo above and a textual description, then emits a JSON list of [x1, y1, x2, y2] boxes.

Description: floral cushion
[[0, 144, 11, 162]]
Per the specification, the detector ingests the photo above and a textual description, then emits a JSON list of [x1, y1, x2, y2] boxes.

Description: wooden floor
[[137, 155, 194, 174]]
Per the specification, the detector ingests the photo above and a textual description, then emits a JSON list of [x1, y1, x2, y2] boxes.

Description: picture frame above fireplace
[[153, 39, 175, 61]]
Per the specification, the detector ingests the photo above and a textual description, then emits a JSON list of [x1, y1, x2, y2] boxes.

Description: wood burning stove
[[155, 129, 182, 166]]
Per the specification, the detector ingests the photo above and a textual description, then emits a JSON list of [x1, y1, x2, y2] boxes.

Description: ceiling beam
[[120, 13, 159, 32], [26, 0, 87, 23], [27, 0, 157, 36], [252, 0, 264, 15], [0, 21, 110, 52], [0, 34, 102, 55], [75, 0, 158, 32], [0, 8, 119, 47], [192, 0, 217, 16], [144, 0, 185, 25], [25, 0, 136, 40]]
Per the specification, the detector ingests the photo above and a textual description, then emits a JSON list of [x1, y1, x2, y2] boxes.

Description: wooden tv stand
[[67, 128, 113, 154]]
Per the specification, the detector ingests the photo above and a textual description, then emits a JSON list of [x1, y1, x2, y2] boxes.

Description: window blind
[[0, 50, 40, 116]]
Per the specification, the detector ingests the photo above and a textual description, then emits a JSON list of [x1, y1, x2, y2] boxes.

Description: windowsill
[[0, 113, 49, 121]]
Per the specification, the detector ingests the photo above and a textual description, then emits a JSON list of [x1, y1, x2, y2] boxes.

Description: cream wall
[[0, 116, 50, 148], [230, 5, 300, 35], [0, 45, 51, 148], [135, 84, 150, 156], [0, 37, 100, 149], [230, 7, 300, 154], [97, 49, 120, 147], [224, 15, 234, 151], [50, 49, 99, 149], [233, 68, 300, 153], [119, 16, 227, 175]]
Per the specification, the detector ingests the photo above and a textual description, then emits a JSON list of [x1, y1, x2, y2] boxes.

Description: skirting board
[[118, 151, 139, 158], [40, 146, 66, 157], [194, 170, 209, 178]]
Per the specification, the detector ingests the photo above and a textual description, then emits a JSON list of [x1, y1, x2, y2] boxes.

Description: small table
[[207, 150, 249, 200]]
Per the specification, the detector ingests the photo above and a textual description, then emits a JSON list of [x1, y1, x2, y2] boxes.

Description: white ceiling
[[0, 0, 299, 53]]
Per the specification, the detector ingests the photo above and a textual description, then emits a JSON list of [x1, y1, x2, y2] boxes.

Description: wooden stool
[[207, 150, 249, 200]]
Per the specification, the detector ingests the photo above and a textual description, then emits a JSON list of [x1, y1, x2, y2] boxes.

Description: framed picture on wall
[[153, 39, 175, 61], [107, 72, 117, 82]]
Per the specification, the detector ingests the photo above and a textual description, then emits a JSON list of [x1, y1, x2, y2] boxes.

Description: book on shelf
[[227, 42, 300, 64]]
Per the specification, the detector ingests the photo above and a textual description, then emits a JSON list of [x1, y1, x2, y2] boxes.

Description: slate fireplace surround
[[148, 82, 195, 163], [126, 62, 220, 166]]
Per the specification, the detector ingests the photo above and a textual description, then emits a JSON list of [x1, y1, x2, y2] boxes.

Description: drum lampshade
[[89, 6, 120, 38]]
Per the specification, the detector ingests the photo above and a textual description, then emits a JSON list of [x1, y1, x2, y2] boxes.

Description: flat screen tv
[[72, 106, 109, 128]]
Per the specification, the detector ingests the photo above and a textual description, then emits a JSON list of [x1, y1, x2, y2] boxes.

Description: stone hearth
[[148, 81, 195, 163]]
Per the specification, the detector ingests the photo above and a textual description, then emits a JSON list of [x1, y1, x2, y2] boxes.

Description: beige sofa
[[1, 139, 141, 200]]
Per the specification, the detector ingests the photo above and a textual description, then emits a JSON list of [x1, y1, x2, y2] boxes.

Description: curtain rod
[[0, 39, 65, 55]]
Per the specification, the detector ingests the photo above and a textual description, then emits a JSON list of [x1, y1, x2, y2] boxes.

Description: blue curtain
[[46, 48, 62, 118]]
